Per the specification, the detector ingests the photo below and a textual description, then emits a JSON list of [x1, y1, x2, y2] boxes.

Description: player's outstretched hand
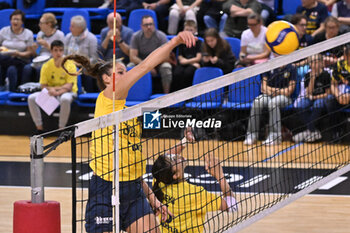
[[184, 127, 195, 143], [174, 31, 197, 48]]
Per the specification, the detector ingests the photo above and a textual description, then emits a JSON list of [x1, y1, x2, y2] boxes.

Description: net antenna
[[112, 0, 119, 232]]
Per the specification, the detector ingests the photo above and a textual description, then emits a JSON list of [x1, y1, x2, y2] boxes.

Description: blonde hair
[[41, 13, 57, 28]]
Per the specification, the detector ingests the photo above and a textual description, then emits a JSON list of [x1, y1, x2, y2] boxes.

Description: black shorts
[[85, 175, 153, 232]]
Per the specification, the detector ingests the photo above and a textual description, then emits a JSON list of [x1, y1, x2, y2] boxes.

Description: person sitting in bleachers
[[237, 12, 270, 67], [99, 0, 143, 16], [142, 0, 171, 32], [99, 12, 133, 64], [244, 56, 297, 146], [201, 28, 236, 74], [22, 13, 65, 84], [65, 15, 98, 92], [293, 55, 331, 143], [257, 0, 276, 25], [0, 10, 35, 92], [296, 0, 329, 37], [221, 0, 262, 38], [291, 13, 314, 49], [313, 16, 345, 61], [326, 44, 350, 142], [129, 15, 172, 93], [331, 0, 350, 33], [201, 0, 228, 33], [28, 40, 77, 134], [171, 20, 202, 92], [168, 0, 202, 35]]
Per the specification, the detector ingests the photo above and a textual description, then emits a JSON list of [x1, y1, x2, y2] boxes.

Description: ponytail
[[62, 54, 113, 90]]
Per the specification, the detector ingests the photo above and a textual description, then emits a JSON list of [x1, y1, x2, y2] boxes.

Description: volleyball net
[[32, 33, 350, 232]]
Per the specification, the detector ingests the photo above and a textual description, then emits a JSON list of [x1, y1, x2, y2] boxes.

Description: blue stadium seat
[[0, 9, 14, 29], [128, 9, 158, 32], [61, 9, 91, 34], [277, 0, 301, 19], [0, 91, 9, 105], [185, 67, 224, 109], [6, 92, 29, 106], [225, 37, 241, 59], [75, 92, 99, 108], [222, 68, 261, 109], [16, 0, 45, 19], [44, 7, 109, 20], [149, 94, 185, 108], [125, 72, 152, 106]]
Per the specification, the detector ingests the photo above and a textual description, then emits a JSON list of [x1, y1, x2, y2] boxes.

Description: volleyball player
[[62, 31, 196, 233], [152, 128, 238, 232]]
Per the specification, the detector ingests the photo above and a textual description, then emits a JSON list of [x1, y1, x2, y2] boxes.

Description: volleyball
[[265, 20, 299, 55]]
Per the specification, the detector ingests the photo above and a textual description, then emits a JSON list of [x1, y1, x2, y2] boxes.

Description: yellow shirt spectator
[[40, 58, 78, 93]]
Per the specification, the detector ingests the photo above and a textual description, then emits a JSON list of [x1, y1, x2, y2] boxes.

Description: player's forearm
[[142, 180, 157, 206], [218, 177, 233, 197]]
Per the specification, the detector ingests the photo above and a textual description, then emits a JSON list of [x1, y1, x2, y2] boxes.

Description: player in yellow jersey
[[152, 128, 238, 232], [62, 31, 196, 233]]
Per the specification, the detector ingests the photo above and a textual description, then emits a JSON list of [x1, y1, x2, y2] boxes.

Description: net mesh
[[69, 34, 350, 233]]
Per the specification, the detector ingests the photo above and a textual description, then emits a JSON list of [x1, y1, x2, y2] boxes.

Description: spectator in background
[[318, 0, 339, 7], [99, 0, 143, 17], [331, 0, 350, 32], [244, 57, 297, 146], [296, 0, 328, 37], [167, 0, 202, 35], [257, 0, 276, 26], [313, 16, 345, 59], [222, 0, 262, 38], [100, 12, 133, 64], [143, 0, 171, 32], [22, 13, 65, 84], [238, 13, 270, 67], [313, 16, 342, 43], [0, 10, 35, 91], [202, 0, 228, 33], [293, 55, 331, 143], [130, 15, 173, 93], [326, 44, 350, 141], [201, 28, 236, 74], [28, 40, 77, 134], [171, 20, 202, 92], [291, 13, 314, 49], [65, 15, 98, 92]]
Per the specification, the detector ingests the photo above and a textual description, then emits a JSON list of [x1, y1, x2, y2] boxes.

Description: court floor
[[0, 135, 350, 233]]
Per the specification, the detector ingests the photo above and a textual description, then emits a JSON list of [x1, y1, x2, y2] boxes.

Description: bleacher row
[[0, 0, 303, 20], [0, 65, 307, 111]]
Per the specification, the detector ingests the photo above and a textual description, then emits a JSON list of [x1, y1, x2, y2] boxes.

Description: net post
[[71, 135, 77, 233], [30, 135, 44, 203], [113, 111, 121, 233]]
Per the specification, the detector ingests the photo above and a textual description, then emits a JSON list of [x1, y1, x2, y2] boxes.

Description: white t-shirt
[[241, 26, 267, 56], [0, 26, 34, 52]]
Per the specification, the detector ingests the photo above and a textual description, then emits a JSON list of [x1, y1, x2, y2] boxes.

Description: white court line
[[294, 176, 323, 189], [237, 175, 270, 188], [319, 176, 348, 190]]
